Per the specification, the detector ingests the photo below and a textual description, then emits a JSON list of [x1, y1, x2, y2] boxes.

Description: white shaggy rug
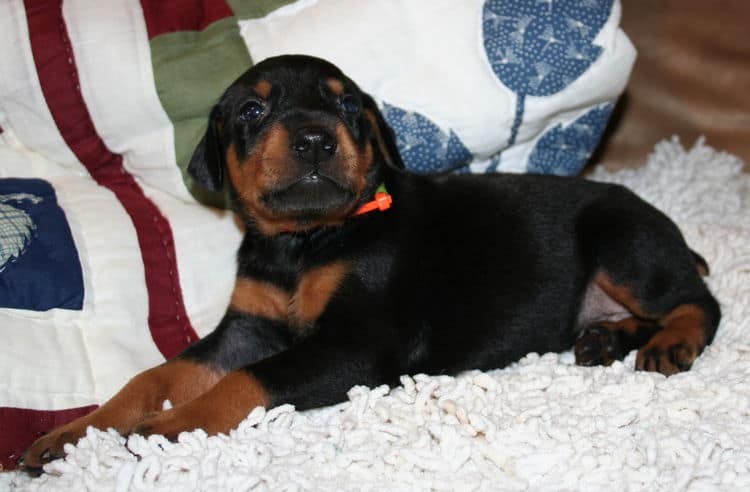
[[4, 138, 749, 491]]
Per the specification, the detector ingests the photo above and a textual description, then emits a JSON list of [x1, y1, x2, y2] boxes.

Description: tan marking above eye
[[326, 77, 345, 96], [253, 80, 272, 98]]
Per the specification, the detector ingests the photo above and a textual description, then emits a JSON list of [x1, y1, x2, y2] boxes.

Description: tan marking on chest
[[290, 261, 350, 327], [230, 277, 291, 321], [230, 262, 350, 328]]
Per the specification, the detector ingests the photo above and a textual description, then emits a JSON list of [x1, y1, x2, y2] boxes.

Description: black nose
[[292, 127, 337, 164]]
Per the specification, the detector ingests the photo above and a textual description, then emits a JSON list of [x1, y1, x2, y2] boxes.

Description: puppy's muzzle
[[292, 126, 337, 166]]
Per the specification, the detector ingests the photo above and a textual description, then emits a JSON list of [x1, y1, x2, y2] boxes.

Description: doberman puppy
[[23, 55, 720, 471]]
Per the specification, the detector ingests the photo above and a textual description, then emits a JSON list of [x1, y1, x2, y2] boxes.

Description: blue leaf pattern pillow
[[376, 1, 621, 176], [483, 0, 613, 149]]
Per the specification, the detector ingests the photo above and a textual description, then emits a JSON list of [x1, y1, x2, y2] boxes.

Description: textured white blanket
[[4, 138, 749, 491]]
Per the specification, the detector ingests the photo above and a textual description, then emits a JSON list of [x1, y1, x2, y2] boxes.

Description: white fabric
[[61, 0, 189, 201], [5, 138, 749, 491], [0, 147, 157, 409], [0, 0, 83, 171]]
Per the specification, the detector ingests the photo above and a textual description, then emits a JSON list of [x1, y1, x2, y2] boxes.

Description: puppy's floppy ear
[[188, 105, 224, 191], [361, 93, 405, 170]]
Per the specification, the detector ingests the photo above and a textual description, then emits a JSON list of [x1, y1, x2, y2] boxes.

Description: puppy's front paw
[[22, 423, 87, 472]]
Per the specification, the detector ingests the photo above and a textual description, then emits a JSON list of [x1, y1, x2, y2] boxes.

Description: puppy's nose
[[292, 127, 337, 164]]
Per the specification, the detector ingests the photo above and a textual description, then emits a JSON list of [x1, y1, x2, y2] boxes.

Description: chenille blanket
[[4, 138, 749, 491]]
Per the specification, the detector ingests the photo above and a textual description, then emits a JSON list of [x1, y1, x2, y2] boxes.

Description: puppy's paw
[[635, 331, 703, 376], [22, 424, 87, 472], [575, 325, 623, 367], [636, 333, 698, 375]]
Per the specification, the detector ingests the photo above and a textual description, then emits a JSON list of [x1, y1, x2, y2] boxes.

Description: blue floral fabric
[[0, 178, 83, 310], [527, 102, 614, 175], [380, 1, 619, 177], [483, 0, 614, 148], [381, 103, 473, 174]]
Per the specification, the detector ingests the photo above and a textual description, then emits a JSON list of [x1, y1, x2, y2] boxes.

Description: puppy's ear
[[188, 106, 224, 191], [361, 93, 405, 170]]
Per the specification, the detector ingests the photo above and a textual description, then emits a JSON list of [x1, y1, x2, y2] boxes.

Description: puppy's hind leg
[[576, 191, 721, 376], [587, 257, 720, 376]]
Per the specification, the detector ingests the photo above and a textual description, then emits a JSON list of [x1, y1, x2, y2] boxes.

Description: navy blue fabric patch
[[482, 0, 614, 171], [381, 103, 473, 174], [527, 103, 614, 175], [0, 178, 84, 311]]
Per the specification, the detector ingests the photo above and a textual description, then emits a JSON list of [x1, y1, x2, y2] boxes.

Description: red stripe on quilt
[[25, 0, 199, 356], [140, 0, 234, 39], [0, 405, 96, 471], [0, 1, 202, 470]]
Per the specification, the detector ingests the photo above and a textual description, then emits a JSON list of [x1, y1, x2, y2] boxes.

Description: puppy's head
[[188, 55, 403, 235]]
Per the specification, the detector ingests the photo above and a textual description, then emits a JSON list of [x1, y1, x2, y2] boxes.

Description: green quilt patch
[[228, 0, 297, 20], [148, 0, 296, 207]]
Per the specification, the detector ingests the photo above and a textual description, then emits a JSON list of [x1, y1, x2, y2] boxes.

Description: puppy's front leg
[[21, 359, 223, 470], [22, 311, 293, 470], [132, 329, 396, 438]]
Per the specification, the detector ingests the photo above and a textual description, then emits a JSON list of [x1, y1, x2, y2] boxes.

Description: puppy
[[23, 55, 720, 470]]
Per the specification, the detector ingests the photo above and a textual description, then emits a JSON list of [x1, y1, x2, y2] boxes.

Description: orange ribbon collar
[[353, 184, 392, 216]]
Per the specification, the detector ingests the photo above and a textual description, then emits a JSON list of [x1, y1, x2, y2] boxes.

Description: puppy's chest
[[230, 261, 349, 328]]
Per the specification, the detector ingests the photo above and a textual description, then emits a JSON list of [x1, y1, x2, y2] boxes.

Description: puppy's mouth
[[262, 172, 355, 219]]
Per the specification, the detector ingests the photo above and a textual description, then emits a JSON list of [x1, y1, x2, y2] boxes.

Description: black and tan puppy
[[24, 55, 720, 470]]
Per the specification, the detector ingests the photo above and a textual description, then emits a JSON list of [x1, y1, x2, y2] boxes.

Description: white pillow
[[240, 0, 635, 175]]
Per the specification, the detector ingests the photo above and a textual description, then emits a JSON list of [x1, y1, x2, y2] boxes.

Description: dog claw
[[21, 465, 44, 478]]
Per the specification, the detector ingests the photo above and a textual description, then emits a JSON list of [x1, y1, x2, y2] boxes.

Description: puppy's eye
[[239, 101, 265, 122], [339, 95, 359, 114]]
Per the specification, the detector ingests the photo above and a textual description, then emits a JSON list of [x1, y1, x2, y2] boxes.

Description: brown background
[[593, 0, 750, 171]]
